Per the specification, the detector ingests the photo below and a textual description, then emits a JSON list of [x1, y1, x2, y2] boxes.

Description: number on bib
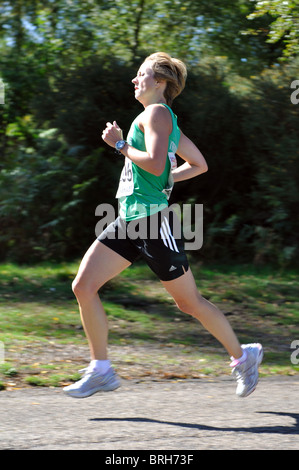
[[115, 158, 134, 198]]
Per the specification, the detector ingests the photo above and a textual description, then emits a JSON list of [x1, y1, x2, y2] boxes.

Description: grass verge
[[0, 259, 298, 390]]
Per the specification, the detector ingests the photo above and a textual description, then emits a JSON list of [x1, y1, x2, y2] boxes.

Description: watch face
[[116, 140, 125, 150]]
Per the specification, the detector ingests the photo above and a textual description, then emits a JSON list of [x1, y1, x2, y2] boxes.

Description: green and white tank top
[[116, 104, 181, 221]]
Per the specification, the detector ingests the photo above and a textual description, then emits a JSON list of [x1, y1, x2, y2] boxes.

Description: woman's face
[[132, 61, 162, 105]]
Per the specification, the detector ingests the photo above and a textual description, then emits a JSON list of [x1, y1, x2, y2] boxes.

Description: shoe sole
[[63, 379, 121, 399]]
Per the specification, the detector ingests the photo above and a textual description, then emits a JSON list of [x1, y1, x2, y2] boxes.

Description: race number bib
[[115, 157, 134, 198], [168, 151, 177, 171], [162, 149, 178, 200]]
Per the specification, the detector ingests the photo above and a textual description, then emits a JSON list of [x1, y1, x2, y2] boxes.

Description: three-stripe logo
[[160, 216, 179, 253]]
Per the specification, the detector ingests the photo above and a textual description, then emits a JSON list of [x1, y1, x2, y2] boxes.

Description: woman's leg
[[72, 240, 131, 360], [161, 267, 243, 359]]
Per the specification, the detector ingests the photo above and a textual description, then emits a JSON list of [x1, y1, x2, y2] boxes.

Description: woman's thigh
[[160, 267, 201, 313], [73, 239, 132, 294]]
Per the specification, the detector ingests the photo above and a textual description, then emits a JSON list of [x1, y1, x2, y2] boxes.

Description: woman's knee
[[175, 293, 204, 316], [72, 276, 83, 298], [72, 275, 99, 301], [175, 298, 195, 316]]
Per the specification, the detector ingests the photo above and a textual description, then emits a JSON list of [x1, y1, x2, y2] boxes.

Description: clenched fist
[[102, 121, 123, 148]]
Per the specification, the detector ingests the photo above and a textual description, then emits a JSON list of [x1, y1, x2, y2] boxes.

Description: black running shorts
[[97, 208, 189, 281]]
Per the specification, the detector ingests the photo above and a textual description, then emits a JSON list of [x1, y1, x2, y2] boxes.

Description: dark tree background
[[0, 0, 298, 266]]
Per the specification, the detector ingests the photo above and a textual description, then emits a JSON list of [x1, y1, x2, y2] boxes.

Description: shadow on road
[[90, 411, 299, 435]]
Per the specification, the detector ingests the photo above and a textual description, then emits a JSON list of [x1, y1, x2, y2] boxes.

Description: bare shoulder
[[139, 104, 172, 132]]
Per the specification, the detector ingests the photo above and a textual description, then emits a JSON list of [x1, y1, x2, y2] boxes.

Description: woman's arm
[[172, 131, 208, 183], [102, 105, 171, 176]]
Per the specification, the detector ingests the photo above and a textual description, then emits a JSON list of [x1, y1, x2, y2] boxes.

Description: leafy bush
[[1, 57, 298, 266]]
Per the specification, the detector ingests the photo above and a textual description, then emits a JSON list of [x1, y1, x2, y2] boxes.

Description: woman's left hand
[[102, 121, 123, 148]]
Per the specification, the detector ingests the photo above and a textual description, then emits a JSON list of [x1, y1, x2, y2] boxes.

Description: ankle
[[89, 359, 111, 374], [230, 349, 247, 367]]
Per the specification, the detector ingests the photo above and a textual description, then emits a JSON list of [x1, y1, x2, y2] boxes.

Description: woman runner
[[64, 52, 263, 399]]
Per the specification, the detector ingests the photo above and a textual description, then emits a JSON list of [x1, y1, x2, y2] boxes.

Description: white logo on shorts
[[160, 216, 179, 253], [169, 265, 177, 272]]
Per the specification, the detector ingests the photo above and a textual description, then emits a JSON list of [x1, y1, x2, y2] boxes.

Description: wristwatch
[[115, 140, 127, 152]]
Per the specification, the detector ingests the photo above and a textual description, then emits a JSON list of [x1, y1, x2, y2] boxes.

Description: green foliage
[[0, 1, 298, 266], [172, 60, 299, 266], [247, 0, 299, 59], [0, 121, 119, 261], [241, 65, 299, 265]]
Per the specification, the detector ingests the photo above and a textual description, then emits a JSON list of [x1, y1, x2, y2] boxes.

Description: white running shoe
[[231, 343, 263, 397], [63, 366, 121, 398]]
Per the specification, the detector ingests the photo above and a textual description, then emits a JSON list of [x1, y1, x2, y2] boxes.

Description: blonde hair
[[145, 52, 187, 106]]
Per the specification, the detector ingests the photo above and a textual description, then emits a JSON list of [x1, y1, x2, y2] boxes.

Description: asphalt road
[[1, 376, 298, 451]]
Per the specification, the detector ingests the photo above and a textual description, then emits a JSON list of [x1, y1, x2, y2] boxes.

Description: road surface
[[1, 376, 298, 450]]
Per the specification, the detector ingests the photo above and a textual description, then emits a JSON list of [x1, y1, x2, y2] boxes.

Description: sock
[[90, 359, 111, 375], [230, 349, 247, 367]]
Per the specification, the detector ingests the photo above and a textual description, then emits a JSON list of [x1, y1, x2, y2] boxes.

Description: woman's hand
[[102, 121, 123, 148]]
